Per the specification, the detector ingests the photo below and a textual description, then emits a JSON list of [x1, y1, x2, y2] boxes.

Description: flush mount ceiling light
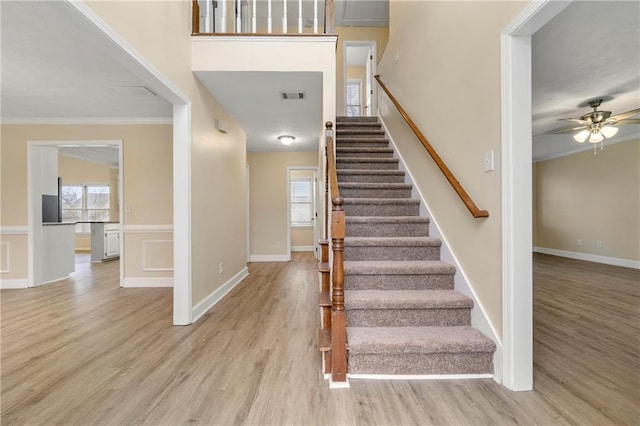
[[278, 135, 295, 146], [547, 98, 640, 153]]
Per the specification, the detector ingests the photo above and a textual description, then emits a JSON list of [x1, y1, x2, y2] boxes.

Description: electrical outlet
[[484, 151, 494, 172], [596, 241, 603, 248], [275, 240, 281, 248], [218, 262, 224, 274], [577, 239, 582, 246]]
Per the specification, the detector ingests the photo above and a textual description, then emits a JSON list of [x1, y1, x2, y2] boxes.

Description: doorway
[[27, 140, 124, 288], [344, 41, 377, 117], [287, 166, 319, 260]]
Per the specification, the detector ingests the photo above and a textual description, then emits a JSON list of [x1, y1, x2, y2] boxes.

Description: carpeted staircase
[[335, 116, 496, 376]]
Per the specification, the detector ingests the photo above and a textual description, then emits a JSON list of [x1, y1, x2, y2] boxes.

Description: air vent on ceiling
[[280, 91, 306, 100]]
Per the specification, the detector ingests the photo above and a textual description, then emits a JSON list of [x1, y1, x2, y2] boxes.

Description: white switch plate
[[484, 151, 494, 172]]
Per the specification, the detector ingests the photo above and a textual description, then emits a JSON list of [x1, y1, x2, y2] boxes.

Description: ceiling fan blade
[[546, 124, 588, 134], [557, 118, 589, 124], [612, 118, 640, 125], [608, 108, 640, 121]]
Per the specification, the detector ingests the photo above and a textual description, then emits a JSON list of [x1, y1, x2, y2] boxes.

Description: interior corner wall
[[87, 1, 248, 309], [247, 151, 318, 258], [376, 1, 528, 338], [0, 124, 174, 283], [534, 139, 640, 262], [336, 26, 389, 116]]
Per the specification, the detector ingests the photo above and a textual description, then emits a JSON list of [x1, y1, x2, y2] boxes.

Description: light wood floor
[[1, 252, 638, 425]]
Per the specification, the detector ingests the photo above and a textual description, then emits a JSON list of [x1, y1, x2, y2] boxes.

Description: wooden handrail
[[374, 76, 489, 219], [325, 121, 347, 383]]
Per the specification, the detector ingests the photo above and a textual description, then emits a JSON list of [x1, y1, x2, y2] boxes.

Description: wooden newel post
[[331, 194, 347, 382]]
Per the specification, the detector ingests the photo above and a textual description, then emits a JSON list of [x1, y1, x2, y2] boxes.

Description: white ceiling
[[0, 1, 172, 121], [335, 0, 388, 27], [59, 146, 119, 168], [346, 46, 370, 67], [194, 71, 323, 152], [532, 1, 640, 161]]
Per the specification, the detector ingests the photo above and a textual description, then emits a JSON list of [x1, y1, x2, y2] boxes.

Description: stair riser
[[345, 274, 454, 290], [347, 222, 429, 237], [337, 151, 394, 158], [340, 187, 413, 199], [343, 203, 419, 217], [348, 353, 494, 375], [337, 161, 399, 170], [344, 246, 440, 261], [337, 117, 379, 123], [337, 142, 390, 149], [346, 309, 471, 327], [338, 174, 405, 183], [337, 131, 386, 137]]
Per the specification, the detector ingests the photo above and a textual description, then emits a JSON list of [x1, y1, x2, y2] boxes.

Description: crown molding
[[0, 117, 173, 125]]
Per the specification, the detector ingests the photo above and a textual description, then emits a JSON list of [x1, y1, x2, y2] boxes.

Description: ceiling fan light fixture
[[589, 130, 604, 144], [278, 135, 295, 146], [573, 129, 590, 143], [600, 125, 619, 138]]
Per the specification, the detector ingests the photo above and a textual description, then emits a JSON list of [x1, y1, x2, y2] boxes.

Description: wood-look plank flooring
[[1, 252, 638, 425]]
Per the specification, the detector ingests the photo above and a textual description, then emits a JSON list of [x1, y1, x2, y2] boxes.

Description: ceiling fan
[[548, 98, 640, 144]]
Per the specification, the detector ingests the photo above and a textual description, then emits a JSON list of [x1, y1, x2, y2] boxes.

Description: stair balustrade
[[374, 76, 489, 219], [192, 0, 333, 35], [318, 121, 348, 384]]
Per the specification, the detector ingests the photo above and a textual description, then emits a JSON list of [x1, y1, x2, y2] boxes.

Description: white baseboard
[[122, 277, 174, 288], [292, 245, 315, 252], [192, 266, 249, 322], [249, 255, 290, 262], [0, 279, 29, 289], [329, 378, 350, 389], [534, 247, 640, 269]]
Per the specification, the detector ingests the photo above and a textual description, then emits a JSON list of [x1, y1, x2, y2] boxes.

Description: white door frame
[[287, 166, 319, 260], [343, 40, 377, 116], [500, 0, 571, 391], [27, 140, 124, 288], [246, 164, 251, 263]]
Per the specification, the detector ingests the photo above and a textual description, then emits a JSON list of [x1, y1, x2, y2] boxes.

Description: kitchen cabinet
[[91, 222, 120, 262]]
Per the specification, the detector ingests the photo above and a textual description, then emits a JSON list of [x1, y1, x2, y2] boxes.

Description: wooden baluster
[[331, 195, 347, 382], [298, 0, 303, 33], [252, 0, 257, 33], [235, 0, 242, 32], [192, 0, 200, 34], [314, 0, 318, 34], [324, 0, 334, 34], [267, 0, 273, 33]]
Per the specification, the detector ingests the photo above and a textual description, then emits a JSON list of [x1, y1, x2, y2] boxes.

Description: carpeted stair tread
[[343, 197, 419, 205], [344, 260, 456, 275], [338, 169, 404, 176], [345, 290, 473, 310], [347, 326, 496, 355], [347, 216, 429, 225], [336, 147, 394, 155], [337, 129, 386, 135], [339, 182, 412, 190], [337, 116, 379, 123], [336, 157, 399, 163], [344, 237, 441, 247]]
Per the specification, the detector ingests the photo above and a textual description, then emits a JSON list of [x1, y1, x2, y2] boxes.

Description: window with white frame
[[291, 178, 314, 227], [346, 79, 362, 117], [61, 184, 110, 233]]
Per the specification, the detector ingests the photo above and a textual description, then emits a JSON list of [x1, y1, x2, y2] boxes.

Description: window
[[346, 79, 362, 117], [61, 184, 110, 233], [291, 178, 314, 227]]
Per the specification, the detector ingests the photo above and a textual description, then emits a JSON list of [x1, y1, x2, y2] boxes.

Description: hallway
[[1, 252, 638, 425]]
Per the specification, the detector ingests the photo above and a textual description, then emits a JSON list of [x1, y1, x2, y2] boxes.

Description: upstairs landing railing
[[192, 0, 334, 35]]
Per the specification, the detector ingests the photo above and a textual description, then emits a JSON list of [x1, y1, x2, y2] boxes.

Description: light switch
[[484, 151, 494, 172]]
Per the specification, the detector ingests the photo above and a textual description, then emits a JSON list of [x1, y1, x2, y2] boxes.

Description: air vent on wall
[[280, 91, 306, 100]]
